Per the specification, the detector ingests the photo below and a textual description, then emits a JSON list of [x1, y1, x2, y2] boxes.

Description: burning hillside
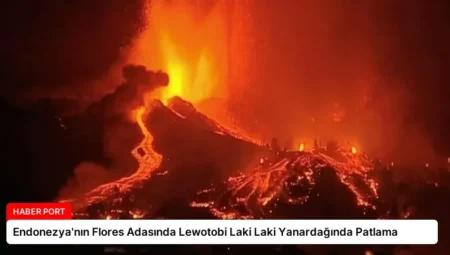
[[191, 147, 380, 220]]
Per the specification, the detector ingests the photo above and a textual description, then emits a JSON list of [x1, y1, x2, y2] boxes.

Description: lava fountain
[[130, 0, 257, 142], [129, 0, 231, 105]]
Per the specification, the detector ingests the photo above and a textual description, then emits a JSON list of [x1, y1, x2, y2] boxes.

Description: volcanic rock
[[147, 97, 269, 181]]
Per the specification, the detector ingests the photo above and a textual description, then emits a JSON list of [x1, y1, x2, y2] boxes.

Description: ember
[[298, 143, 305, 152]]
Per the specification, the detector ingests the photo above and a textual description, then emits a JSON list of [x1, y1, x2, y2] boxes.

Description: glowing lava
[[130, 0, 230, 106], [192, 147, 380, 219], [77, 106, 162, 206]]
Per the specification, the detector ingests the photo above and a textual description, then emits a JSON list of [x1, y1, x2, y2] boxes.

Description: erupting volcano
[[4, 0, 450, 254], [54, 1, 449, 226]]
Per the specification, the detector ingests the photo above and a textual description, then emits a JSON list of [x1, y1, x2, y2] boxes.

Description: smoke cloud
[[57, 162, 110, 200], [85, 64, 168, 118], [223, 0, 443, 165]]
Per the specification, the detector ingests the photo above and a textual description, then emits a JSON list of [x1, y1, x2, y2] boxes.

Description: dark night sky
[[1, 0, 145, 90], [1, 0, 450, 154]]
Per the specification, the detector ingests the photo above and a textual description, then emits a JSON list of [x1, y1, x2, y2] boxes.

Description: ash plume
[[58, 162, 110, 201], [85, 64, 168, 118]]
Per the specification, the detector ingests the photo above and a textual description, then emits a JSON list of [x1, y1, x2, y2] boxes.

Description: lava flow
[[67, 105, 162, 210], [191, 146, 380, 219]]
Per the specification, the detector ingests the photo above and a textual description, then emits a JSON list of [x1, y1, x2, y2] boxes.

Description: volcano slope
[[71, 96, 390, 220]]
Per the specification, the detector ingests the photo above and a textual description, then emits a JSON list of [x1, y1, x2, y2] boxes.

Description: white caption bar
[[7, 220, 438, 245]]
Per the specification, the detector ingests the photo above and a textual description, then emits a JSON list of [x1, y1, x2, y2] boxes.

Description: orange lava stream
[[192, 148, 380, 219], [78, 106, 162, 206]]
